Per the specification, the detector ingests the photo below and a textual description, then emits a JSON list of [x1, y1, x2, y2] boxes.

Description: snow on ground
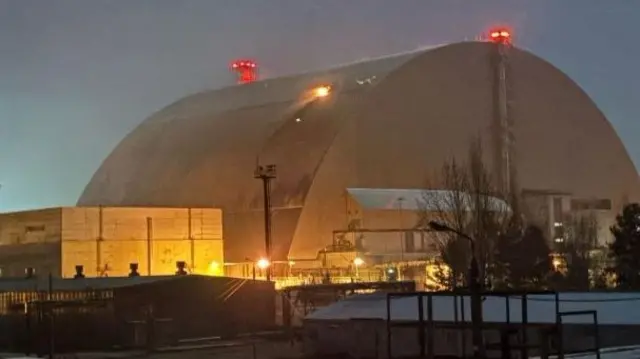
[[532, 345, 640, 359], [307, 292, 640, 325]]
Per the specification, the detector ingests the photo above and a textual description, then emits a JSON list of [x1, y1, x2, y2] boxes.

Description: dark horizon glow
[[1, 0, 639, 211]]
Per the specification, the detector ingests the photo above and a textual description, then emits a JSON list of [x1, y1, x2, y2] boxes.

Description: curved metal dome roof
[[79, 41, 640, 261]]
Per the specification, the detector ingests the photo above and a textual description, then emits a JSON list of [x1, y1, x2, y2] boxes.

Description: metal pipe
[[333, 228, 435, 234], [146, 217, 153, 276], [188, 208, 195, 272], [262, 176, 272, 281], [48, 272, 54, 359], [97, 205, 103, 276], [386, 293, 392, 359], [426, 295, 434, 359], [469, 255, 484, 359], [418, 294, 425, 358], [521, 294, 529, 359]]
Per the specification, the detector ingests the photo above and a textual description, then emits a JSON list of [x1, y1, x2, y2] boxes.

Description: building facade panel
[[0, 207, 223, 278]]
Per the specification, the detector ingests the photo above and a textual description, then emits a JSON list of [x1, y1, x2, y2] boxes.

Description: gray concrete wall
[[0, 242, 61, 277], [0, 208, 62, 246]]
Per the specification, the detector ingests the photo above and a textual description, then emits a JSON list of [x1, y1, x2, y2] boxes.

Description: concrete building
[[77, 41, 640, 266], [0, 206, 223, 278]]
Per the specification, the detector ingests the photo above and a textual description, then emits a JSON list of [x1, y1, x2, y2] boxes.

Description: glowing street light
[[353, 257, 364, 278], [313, 85, 331, 98], [257, 258, 270, 270], [207, 261, 222, 276]]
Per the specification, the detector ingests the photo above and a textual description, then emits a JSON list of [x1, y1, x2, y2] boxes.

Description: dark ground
[[0, 339, 304, 359]]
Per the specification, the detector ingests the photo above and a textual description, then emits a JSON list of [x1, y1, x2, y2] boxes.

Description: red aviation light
[[230, 59, 258, 84], [489, 28, 511, 44]]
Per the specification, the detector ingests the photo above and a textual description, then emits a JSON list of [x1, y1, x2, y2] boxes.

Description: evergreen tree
[[609, 203, 640, 289], [557, 213, 599, 290], [494, 225, 553, 289]]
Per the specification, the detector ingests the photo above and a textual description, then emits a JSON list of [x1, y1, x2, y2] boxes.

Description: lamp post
[[428, 221, 484, 359], [254, 164, 276, 281], [353, 257, 364, 278]]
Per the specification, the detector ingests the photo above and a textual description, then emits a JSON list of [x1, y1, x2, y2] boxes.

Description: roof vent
[[129, 263, 140, 277], [25, 267, 36, 279], [74, 265, 85, 279], [175, 261, 187, 275]]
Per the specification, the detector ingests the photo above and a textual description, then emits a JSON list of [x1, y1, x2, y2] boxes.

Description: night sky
[[1, 0, 639, 211]]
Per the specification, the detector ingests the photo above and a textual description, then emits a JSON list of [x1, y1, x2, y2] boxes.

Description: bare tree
[[419, 139, 514, 289]]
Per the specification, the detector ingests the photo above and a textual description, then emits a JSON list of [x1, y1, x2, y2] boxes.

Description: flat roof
[[0, 275, 188, 292], [346, 188, 510, 212]]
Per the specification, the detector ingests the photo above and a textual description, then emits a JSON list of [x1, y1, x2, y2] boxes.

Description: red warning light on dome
[[489, 28, 511, 44], [230, 59, 258, 84]]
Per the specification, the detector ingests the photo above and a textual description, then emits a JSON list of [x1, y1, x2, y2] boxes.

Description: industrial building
[[77, 37, 640, 274], [0, 206, 223, 278]]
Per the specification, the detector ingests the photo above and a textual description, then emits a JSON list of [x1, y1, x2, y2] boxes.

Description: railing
[[271, 276, 383, 290]]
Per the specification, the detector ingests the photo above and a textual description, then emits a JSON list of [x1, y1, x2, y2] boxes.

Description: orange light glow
[[489, 28, 512, 43], [313, 85, 331, 98], [257, 258, 270, 269], [207, 261, 223, 276]]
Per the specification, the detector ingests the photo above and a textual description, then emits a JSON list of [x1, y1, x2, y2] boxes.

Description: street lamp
[[257, 258, 270, 279], [257, 258, 270, 270], [428, 221, 484, 359], [254, 164, 277, 281], [313, 85, 331, 98], [353, 257, 364, 278]]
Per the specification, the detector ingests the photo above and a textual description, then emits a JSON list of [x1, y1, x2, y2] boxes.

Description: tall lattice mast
[[489, 28, 516, 198]]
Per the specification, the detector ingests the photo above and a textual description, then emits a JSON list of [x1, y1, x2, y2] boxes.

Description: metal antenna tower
[[490, 29, 516, 197]]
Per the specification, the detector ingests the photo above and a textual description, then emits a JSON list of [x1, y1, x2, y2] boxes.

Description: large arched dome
[[79, 42, 640, 262]]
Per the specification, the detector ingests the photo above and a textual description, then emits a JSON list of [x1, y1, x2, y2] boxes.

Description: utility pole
[[254, 164, 276, 281], [429, 221, 484, 359]]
